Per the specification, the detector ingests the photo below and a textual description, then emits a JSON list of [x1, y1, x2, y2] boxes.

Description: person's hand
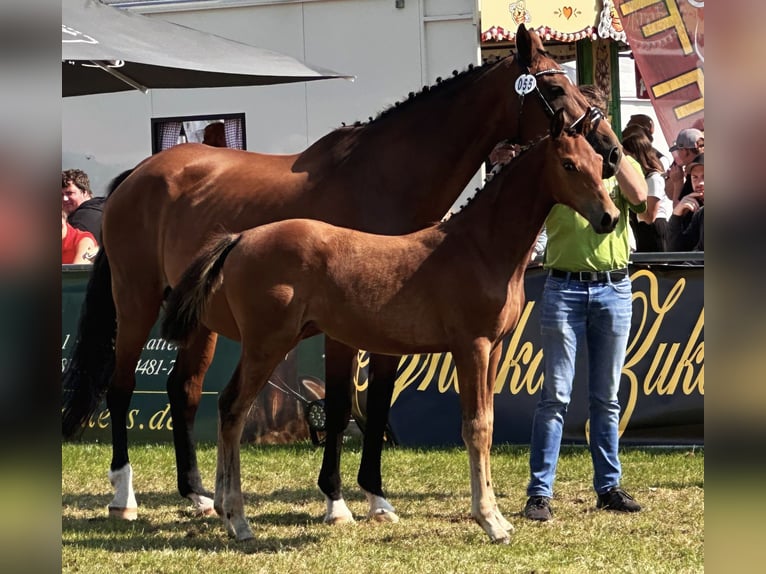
[[665, 164, 684, 202], [673, 192, 703, 216], [489, 142, 520, 166]]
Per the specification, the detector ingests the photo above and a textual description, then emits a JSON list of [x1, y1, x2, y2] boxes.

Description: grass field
[[62, 440, 703, 573]]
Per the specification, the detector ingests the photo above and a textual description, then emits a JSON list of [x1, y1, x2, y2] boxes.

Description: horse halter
[[514, 66, 603, 143]]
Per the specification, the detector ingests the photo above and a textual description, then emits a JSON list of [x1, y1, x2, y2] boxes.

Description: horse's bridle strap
[[520, 67, 603, 135]]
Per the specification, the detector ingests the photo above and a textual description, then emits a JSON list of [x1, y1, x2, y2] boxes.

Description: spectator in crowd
[[202, 121, 228, 148], [62, 210, 97, 264], [62, 168, 105, 244], [622, 129, 672, 251], [625, 114, 670, 170], [524, 84, 647, 522], [667, 153, 704, 252], [665, 128, 703, 205]]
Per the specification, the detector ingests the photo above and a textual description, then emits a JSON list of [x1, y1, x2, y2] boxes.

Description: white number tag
[[515, 74, 537, 95]]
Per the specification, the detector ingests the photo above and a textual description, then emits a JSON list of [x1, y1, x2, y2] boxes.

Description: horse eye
[[546, 85, 565, 98], [563, 160, 577, 172]]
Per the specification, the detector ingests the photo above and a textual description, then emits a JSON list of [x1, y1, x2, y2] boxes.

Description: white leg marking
[[107, 463, 138, 520], [323, 497, 355, 525], [188, 493, 216, 516], [364, 491, 400, 523]]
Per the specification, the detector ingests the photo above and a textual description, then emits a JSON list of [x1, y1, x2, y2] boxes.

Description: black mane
[[440, 134, 549, 222], [343, 54, 512, 128]]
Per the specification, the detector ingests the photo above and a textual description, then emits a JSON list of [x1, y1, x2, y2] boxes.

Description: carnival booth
[[479, 0, 704, 146]]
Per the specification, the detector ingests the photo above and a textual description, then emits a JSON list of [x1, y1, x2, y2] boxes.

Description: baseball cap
[[687, 153, 704, 170], [669, 128, 703, 152]]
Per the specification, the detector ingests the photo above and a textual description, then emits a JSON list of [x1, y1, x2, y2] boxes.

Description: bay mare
[[61, 24, 622, 523], [160, 110, 618, 543]]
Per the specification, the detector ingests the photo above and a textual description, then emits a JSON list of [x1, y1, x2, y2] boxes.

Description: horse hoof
[[491, 534, 511, 545], [108, 506, 138, 520], [368, 509, 400, 523], [188, 493, 216, 517], [323, 514, 355, 525], [236, 528, 255, 541], [495, 511, 514, 533]]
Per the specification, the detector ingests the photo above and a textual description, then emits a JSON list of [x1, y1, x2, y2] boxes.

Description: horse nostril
[[608, 147, 620, 167], [601, 212, 618, 231]]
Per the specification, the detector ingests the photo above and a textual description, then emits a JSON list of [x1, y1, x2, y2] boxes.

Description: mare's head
[[543, 108, 620, 233], [512, 24, 621, 178]]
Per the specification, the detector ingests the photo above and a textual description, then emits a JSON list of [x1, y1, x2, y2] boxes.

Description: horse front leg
[[485, 344, 512, 533], [317, 337, 355, 524], [358, 353, 399, 523], [167, 327, 218, 516], [454, 340, 510, 544]]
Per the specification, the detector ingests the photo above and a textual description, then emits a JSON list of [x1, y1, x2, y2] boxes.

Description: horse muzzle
[[586, 130, 622, 179]]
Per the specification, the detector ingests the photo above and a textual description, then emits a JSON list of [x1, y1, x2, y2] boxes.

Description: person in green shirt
[[524, 85, 648, 522]]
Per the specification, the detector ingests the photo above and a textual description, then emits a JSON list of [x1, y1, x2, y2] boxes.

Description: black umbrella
[[62, 0, 351, 97]]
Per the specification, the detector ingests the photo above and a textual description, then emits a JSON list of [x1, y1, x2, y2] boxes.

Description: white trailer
[[63, 0, 483, 212]]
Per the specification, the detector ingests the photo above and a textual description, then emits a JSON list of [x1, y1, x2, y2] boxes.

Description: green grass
[[62, 441, 703, 573]]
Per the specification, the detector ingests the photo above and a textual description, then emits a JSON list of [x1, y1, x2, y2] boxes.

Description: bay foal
[[161, 109, 619, 543]]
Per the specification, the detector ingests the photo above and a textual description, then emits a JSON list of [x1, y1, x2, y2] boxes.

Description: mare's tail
[[62, 248, 117, 438], [161, 233, 242, 346], [61, 168, 133, 439]]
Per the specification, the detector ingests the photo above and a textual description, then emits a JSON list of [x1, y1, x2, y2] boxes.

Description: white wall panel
[[63, 0, 481, 212]]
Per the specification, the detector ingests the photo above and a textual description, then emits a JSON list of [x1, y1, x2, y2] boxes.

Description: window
[[151, 112, 246, 153]]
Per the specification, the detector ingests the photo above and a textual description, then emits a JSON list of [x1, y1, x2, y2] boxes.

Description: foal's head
[[545, 108, 620, 233]]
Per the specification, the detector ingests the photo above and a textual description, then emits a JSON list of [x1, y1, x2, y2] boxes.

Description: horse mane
[[345, 54, 512, 128], [440, 133, 551, 224], [297, 54, 513, 169]]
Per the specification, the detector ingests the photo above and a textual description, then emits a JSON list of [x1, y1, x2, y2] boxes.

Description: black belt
[[549, 268, 628, 283]]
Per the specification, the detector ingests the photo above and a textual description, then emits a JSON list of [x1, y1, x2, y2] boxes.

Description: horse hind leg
[[106, 295, 163, 520], [217, 346, 289, 541], [167, 327, 218, 516], [317, 337, 355, 525], [359, 353, 399, 523]]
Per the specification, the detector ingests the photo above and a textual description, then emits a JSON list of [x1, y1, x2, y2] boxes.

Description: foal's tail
[[161, 233, 242, 346], [61, 170, 134, 439], [61, 247, 117, 439]]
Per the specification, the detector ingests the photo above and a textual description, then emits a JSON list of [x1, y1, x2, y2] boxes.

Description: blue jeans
[[527, 274, 633, 498]]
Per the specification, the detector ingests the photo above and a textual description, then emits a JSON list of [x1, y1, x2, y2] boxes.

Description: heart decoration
[[562, 6, 573, 19]]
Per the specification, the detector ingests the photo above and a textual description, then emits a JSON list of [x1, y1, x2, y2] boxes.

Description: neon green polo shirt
[[543, 155, 646, 272]]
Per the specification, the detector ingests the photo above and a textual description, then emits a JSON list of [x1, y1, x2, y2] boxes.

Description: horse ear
[[515, 24, 532, 68], [551, 108, 566, 139], [577, 111, 592, 136]]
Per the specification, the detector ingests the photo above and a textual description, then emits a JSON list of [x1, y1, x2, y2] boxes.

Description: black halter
[[514, 67, 604, 143]]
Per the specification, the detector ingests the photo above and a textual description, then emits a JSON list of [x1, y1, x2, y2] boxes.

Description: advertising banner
[[614, 0, 704, 139], [64, 263, 703, 447], [62, 266, 326, 444], [353, 264, 704, 447]]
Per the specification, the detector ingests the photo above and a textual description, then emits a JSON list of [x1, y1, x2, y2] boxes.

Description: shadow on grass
[[62, 520, 321, 554], [63, 498, 323, 554]]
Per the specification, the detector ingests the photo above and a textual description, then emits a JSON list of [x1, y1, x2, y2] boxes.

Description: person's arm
[[637, 172, 664, 223], [664, 163, 684, 205], [666, 195, 702, 251], [72, 236, 97, 264], [615, 155, 647, 206], [637, 197, 660, 223]]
